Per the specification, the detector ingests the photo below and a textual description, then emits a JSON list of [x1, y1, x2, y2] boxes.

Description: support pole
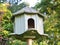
[[27, 39, 33, 45]]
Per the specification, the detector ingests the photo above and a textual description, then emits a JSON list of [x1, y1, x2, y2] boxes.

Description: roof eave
[[13, 11, 44, 18]]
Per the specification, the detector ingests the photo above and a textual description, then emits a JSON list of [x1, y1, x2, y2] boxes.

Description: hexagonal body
[[13, 7, 44, 35]]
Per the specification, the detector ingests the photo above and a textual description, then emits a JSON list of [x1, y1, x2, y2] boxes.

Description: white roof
[[13, 7, 44, 18]]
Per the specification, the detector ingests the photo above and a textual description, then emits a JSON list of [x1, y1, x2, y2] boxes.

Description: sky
[[21, 0, 41, 7]]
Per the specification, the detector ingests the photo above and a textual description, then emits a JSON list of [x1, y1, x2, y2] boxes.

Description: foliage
[[10, 40, 22, 45], [0, 0, 6, 3], [9, 2, 29, 13], [35, 0, 60, 45], [0, 0, 22, 5], [0, 30, 9, 38], [2, 10, 13, 32], [1, 4, 13, 32], [0, 3, 13, 38], [8, 38, 27, 45]]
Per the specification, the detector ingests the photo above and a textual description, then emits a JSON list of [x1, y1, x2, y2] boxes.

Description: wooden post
[[27, 39, 33, 45]]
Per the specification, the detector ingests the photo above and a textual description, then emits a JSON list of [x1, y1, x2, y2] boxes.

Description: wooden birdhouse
[[12, 7, 44, 35]]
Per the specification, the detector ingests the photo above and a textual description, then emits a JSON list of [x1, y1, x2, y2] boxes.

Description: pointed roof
[[13, 7, 44, 18]]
